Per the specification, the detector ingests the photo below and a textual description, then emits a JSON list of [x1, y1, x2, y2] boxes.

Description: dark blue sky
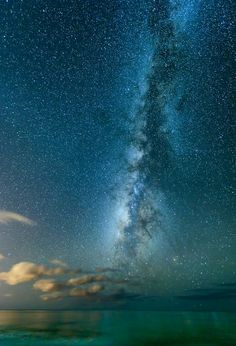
[[0, 0, 152, 257]]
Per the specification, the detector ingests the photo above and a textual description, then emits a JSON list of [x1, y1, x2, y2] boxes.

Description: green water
[[0, 310, 235, 345]]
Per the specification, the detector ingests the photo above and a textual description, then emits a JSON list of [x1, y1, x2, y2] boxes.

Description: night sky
[[0, 0, 235, 309]]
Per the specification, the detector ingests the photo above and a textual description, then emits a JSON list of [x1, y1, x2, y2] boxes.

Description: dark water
[[0, 311, 235, 345]]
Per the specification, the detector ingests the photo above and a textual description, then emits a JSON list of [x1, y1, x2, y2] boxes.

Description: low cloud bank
[[0, 260, 135, 303]]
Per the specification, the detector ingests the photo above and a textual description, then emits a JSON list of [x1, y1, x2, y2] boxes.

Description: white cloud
[[0, 262, 67, 285], [0, 211, 36, 226]]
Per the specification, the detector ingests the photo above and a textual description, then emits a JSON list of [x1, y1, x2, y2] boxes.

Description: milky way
[[114, 0, 190, 265]]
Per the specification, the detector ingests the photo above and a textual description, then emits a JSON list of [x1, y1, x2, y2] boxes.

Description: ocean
[[0, 310, 235, 345]]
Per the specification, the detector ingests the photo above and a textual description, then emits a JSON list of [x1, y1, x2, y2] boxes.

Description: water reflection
[[0, 310, 103, 340], [0, 310, 235, 345]]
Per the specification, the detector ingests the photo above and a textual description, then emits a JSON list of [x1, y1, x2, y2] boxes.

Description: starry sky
[[0, 0, 235, 309]]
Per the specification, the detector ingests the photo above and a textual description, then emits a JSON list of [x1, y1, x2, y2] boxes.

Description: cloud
[[68, 274, 107, 286], [41, 292, 65, 301], [0, 211, 36, 226], [0, 254, 5, 261], [50, 259, 68, 268], [0, 259, 135, 305], [32, 272, 129, 302], [219, 282, 236, 287], [87, 284, 104, 294], [34, 275, 106, 295], [95, 267, 120, 273], [39, 284, 105, 301], [100, 288, 140, 302], [0, 262, 108, 288], [0, 262, 67, 285], [34, 279, 67, 293], [33, 277, 106, 302], [176, 285, 236, 301], [70, 284, 104, 297], [39, 285, 140, 303]]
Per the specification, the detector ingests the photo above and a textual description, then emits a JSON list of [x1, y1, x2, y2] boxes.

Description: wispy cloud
[[176, 283, 236, 301], [0, 211, 36, 226], [70, 284, 104, 297], [50, 259, 68, 268], [68, 274, 107, 286], [41, 291, 65, 301], [95, 267, 120, 273]]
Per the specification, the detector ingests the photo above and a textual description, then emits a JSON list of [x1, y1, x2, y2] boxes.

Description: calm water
[[0, 310, 235, 345]]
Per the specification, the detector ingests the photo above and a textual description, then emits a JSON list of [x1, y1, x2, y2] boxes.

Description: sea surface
[[0, 310, 235, 345]]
